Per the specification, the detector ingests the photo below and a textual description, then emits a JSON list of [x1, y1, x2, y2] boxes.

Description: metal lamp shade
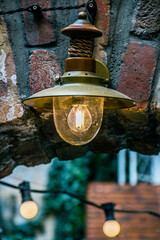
[[23, 83, 136, 110]]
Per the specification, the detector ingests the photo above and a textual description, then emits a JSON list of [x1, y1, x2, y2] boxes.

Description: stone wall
[[0, 0, 160, 178]]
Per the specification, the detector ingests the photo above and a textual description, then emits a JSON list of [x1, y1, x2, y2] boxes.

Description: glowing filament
[[76, 109, 84, 130], [67, 105, 92, 133]]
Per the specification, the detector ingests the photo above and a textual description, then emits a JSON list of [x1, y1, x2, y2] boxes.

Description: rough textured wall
[[0, 0, 160, 178]]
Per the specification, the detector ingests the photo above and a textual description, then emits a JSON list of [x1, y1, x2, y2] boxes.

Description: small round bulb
[[103, 220, 121, 238], [20, 200, 38, 219]]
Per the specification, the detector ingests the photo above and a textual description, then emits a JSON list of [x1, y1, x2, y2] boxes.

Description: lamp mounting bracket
[[85, 0, 97, 24], [30, 3, 42, 19]]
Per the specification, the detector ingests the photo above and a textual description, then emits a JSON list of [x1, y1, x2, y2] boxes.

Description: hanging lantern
[[23, 11, 136, 146]]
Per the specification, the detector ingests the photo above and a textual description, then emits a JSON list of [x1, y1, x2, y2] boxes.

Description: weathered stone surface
[[0, 17, 24, 123], [90, 107, 160, 156], [118, 42, 157, 109], [21, 0, 56, 46], [150, 48, 160, 139], [29, 50, 61, 94], [131, 0, 160, 38], [0, 114, 55, 179]]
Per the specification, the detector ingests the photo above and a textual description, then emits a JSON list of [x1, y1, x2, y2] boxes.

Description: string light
[[0, 180, 160, 237], [102, 203, 121, 237], [19, 181, 38, 219]]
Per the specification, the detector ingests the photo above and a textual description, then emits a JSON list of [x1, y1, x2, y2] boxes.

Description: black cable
[[0, 180, 160, 218], [0, 180, 102, 209], [42, 4, 86, 12], [115, 209, 160, 218], [0, 180, 19, 190], [29, 188, 102, 210], [0, 6, 33, 15], [0, 3, 86, 15]]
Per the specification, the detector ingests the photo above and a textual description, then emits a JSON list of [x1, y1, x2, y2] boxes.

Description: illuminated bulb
[[103, 220, 121, 238], [67, 105, 92, 132], [19, 181, 38, 220], [53, 96, 104, 145], [20, 200, 38, 219]]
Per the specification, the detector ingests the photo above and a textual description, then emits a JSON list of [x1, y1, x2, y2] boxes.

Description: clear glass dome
[[53, 96, 104, 145]]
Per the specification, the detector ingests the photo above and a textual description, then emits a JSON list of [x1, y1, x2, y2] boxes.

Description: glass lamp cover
[[53, 96, 104, 145]]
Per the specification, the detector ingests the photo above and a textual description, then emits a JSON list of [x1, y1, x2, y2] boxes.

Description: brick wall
[[86, 183, 160, 240]]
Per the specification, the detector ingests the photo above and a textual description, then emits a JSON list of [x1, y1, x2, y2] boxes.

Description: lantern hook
[[85, 0, 97, 24]]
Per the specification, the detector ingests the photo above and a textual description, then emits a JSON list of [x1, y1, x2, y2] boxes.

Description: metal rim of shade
[[23, 60, 136, 110], [23, 84, 136, 110]]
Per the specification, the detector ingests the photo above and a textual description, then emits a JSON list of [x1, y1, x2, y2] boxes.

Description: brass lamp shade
[[23, 84, 135, 110], [23, 60, 136, 109]]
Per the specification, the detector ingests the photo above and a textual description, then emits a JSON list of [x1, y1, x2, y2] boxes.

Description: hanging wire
[[0, 180, 102, 210], [0, 3, 86, 15], [0, 180, 160, 218], [0, 6, 33, 15]]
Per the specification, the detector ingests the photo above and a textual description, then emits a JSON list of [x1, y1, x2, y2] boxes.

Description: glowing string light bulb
[[103, 220, 121, 237], [102, 203, 121, 238], [19, 181, 38, 219]]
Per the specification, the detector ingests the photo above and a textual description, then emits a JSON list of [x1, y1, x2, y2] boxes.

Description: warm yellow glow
[[67, 104, 92, 133], [20, 201, 38, 219], [53, 96, 104, 145], [76, 108, 84, 129], [103, 220, 121, 237]]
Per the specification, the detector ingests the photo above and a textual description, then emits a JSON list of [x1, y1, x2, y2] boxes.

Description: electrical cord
[[0, 180, 102, 209], [0, 1, 97, 24], [0, 3, 86, 15], [0, 180, 160, 218]]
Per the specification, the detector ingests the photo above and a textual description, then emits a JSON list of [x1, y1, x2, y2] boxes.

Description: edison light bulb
[[53, 96, 104, 145], [20, 201, 38, 219], [103, 220, 121, 237], [67, 105, 92, 133]]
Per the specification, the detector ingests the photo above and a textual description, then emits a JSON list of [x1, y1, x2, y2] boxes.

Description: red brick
[[29, 50, 61, 94], [86, 183, 160, 240], [21, 0, 56, 46], [118, 42, 157, 109], [96, 0, 110, 45]]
